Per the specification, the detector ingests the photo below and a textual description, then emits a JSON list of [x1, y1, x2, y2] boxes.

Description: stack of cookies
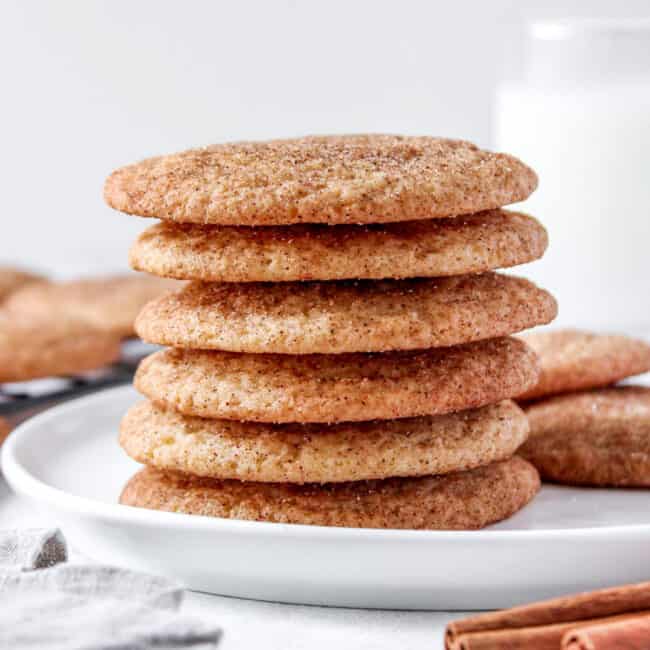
[[519, 329, 650, 487], [105, 135, 557, 530]]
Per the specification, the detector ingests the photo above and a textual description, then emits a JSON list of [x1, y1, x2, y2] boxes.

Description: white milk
[[495, 18, 650, 329]]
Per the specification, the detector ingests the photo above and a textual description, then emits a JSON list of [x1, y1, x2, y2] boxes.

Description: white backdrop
[[0, 0, 647, 276]]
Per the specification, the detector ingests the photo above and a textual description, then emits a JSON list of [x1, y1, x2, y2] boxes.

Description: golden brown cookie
[[104, 135, 537, 226], [0, 266, 46, 302], [0, 313, 120, 382], [120, 399, 529, 483], [6, 274, 179, 338], [519, 329, 650, 401], [129, 210, 548, 282], [119, 457, 540, 529], [134, 337, 539, 423], [521, 386, 650, 486], [0, 416, 11, 445], [135, 273, 557, 354]]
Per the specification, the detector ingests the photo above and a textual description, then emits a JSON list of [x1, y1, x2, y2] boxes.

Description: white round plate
[[3, 385, 650, 610]]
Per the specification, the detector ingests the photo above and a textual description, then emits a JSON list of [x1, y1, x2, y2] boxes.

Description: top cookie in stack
[[106, 134, 557, 530]]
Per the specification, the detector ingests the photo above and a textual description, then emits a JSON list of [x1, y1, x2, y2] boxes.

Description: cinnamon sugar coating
[[136, 273, 557, 354], [105, 135, 537, 226], [119, 457, 540, 529], [120, 400, 529, 483], [129, 210, 547, 282], [134, 337, 539, 423]]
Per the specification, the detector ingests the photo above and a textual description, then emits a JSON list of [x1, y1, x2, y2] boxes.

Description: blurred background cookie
[[521, 387, 650, 487], [6, 274, 180, 338], [0, 266, 46, 302], [0, 312, 120, 382], [0, 415, 11, 445], [519, 329, 650, 401]]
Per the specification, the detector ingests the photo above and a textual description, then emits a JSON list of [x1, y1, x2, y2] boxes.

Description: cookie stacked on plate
[[105, 134, 557, 529]]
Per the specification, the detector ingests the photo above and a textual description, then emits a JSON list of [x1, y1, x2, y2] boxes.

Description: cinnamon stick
[[453, 619, 578, 650], [453, 611, 650, 650], [562, 612, 650, 650], [445, 582, 650, 650]]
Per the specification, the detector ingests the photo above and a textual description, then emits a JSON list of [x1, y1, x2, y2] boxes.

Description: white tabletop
[[0, 476, 456, 649]]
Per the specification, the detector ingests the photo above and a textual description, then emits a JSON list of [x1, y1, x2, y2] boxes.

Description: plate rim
[[4, 384, 650, 542]]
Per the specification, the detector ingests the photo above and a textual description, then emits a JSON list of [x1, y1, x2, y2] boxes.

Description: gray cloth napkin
[[0, 528, 221, 649], [0, 527, 67, 570]]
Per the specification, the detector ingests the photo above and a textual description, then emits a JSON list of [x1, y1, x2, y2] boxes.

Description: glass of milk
[[495, 18, 650, 330]]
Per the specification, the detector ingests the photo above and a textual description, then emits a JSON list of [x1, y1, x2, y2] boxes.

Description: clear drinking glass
[[495, 18, 650, 330]]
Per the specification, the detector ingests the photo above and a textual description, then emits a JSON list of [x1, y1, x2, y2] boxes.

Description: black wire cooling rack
[[0, 340, 154, 424]]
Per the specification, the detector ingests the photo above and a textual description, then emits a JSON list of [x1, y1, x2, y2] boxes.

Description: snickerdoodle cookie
[[120, 399, 529, 483], [129, 210, 548, 282], [104, 135, 537, 226], [6, 274, 179, 338], [0, 416, 11, 445], [135, 274, 557, 354], [519, 329, 650, 401], [0, 314, 120, 381], [521, 387, 650, 486], [134, 337, 539, 423], [119, 456, 540, 529], [0, 266, 45, 302]]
